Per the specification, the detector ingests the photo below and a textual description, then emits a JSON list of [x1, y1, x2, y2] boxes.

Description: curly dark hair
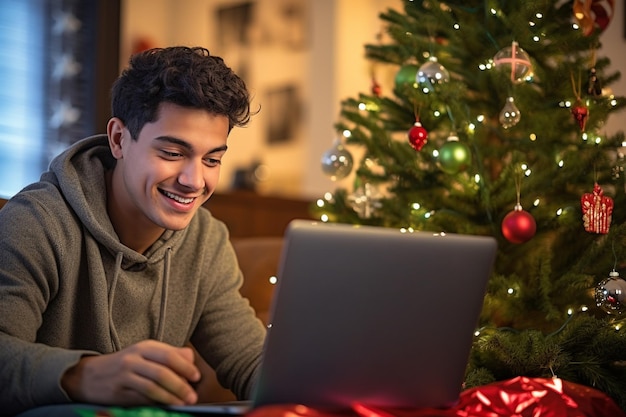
[[111, 46, 253, 139]]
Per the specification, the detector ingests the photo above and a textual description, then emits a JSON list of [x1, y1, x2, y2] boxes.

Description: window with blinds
[[0, 0, 110, 199], [0, 0, 47, 198]]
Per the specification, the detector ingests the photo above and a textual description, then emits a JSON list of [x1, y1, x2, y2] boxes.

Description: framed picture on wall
[[215, 2, 255, 81], [265, 84, 301, 145]]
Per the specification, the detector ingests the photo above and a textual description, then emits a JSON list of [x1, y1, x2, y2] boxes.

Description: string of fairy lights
[[316, 0, 626, 327]]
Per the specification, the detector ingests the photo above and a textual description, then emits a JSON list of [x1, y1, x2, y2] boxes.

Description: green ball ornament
[[438, 138, 471, 174], [395, 64, 419, 90]]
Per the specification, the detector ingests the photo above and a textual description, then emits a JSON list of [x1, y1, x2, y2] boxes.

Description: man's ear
[[107, 117, 127, 160]]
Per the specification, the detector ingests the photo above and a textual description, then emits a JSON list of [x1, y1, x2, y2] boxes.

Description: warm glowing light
[[320, 214, 329, 222], [324, 192, 333, 200], [556, 208, 563, 216], [529, 133, 537, 141], [342, 130, 352, 138], [412, 202, 421, 210], [453, 23, 460, 30], [507, 288, 514, 295], [477, 115, 485, 122], [558, 160, 564, 167], [432, 150, 439, 157], [474, 174, 481, 183], [269, 276, 278, 285], [316, 199, 325, 207], [567, 308, 573, 315], [533, 199, 540, 207]]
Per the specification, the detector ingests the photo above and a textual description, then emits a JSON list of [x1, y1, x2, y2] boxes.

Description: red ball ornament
[[502, 204, 536, 244], [408, 122, 428, 151]]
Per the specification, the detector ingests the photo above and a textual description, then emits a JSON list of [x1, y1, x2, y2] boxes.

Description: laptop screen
[[253, 220, 497, 411]]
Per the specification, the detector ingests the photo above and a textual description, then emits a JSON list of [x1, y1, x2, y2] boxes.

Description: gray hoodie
[[0, 135, 266, 414]]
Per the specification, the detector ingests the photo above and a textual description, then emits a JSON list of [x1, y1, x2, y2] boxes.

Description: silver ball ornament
[[595, 271, 626, 315], [493, 41, 532, 84], [416, 57, 449, 91], [321, 140, 353, 181]]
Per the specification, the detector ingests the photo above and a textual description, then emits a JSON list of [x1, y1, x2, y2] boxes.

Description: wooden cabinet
[[0, 192, 315, 238], [203, 191, 315, 238]]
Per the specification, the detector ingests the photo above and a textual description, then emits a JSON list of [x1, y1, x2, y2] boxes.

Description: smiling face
[[106, 102, 229, 250]]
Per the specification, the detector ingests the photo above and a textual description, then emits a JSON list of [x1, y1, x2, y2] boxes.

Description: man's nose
[[178, 160, 205, 191]]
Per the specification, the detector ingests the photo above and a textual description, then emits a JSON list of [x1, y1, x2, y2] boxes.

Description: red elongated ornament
[[408, 122, 428, 151], [571, 102, 589, 131]]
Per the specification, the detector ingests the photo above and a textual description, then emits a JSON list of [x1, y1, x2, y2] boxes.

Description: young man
[[0, 46, 266, 414]]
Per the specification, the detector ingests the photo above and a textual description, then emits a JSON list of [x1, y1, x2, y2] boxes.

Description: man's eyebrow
[[208, 144, 228, 153], [154, 136, 228, 153], [154, 136, 192, 151]]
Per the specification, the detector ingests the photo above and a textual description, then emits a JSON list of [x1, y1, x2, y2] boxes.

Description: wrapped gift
[[247, 376, 626, 417], [581, 183, 613, 234]]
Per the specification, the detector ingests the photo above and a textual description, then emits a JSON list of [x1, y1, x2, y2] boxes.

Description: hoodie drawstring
[[156, 247, 172, 341], [108, 251, 124, 351], [108, 248, 171, 347]]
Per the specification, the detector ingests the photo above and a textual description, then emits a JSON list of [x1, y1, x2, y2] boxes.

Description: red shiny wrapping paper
[[246, 377, 625, 417]]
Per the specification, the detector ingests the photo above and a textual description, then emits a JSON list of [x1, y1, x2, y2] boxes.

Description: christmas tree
[[316, 0, 626, 410]]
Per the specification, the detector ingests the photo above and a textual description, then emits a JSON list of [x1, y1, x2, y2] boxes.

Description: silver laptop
[[170, 220, 497, 414]]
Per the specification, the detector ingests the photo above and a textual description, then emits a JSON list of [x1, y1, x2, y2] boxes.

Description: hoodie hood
[[42, 134, 184, 267]]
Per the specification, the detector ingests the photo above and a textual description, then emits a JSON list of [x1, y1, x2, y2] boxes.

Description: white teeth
[[162, 190, 194, 204]]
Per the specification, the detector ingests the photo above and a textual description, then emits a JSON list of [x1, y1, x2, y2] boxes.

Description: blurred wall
[[120, 0, 626, 200]]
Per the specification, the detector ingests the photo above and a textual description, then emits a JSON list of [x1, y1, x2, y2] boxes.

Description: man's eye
[[161, 150, 182, 158], [205, 158, 222, 167]]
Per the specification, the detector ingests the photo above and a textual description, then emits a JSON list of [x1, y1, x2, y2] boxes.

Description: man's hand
[[61, 340, 201, 406]]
